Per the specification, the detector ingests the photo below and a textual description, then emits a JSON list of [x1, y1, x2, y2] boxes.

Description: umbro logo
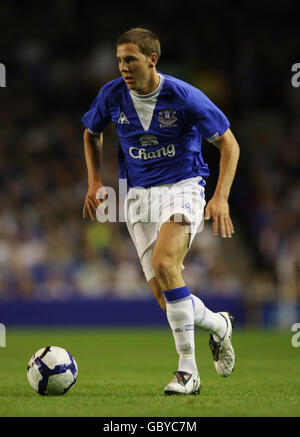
[[118, 112, 130, 124]]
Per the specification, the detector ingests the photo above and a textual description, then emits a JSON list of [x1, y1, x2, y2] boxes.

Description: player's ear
[[149, 53, 158, 68]]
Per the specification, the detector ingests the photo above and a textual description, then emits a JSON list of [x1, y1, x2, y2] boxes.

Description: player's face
[[116, 43, 153, 94]]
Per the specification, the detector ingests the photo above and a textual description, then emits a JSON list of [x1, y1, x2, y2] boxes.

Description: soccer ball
[[27, 346, 78, 396]]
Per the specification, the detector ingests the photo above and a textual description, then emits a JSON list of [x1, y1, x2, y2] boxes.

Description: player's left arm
[[204, 128, 240, 238]]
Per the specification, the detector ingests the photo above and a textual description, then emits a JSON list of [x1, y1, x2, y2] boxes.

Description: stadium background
[[0, 0, 299, 329]]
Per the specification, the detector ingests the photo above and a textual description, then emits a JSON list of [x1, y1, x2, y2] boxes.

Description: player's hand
[[83, 181, 106, 221], [204, 196, 234, 238]]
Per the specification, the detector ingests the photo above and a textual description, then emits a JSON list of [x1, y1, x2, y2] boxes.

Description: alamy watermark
[[291, 63, 300, 88], [95, 178, 205, 231], [291, 323, 300, 348], [0, 63, 6, 87], [0, 324, 6, 347]]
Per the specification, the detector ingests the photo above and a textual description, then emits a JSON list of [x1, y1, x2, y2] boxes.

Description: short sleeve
[[81, 87, 111, 134], [186, 86, 230, 142]]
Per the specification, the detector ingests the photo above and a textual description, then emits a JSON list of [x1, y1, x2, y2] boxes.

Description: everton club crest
[[158, 108, 178, 128]]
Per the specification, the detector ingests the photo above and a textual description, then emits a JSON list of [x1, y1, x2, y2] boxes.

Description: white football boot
[[164, 371, 201, 395], [209, 312, 235, 377]]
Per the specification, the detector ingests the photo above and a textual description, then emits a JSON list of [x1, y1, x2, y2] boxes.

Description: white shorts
[[125, 176, 206, 282]]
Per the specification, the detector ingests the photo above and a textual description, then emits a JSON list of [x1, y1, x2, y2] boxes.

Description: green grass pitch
[[0, 327, 299, 417]]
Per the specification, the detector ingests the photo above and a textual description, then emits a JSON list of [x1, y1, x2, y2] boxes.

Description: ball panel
[[27, 364, 43, 394], [67, 352, 78, 378], [27, 347, 47, 367], [47, 370, 75, 395], [35, 357, 51, 395], [42, 346, 71, 369]]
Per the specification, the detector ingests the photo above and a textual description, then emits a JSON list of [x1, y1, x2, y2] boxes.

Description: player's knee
[[152, 255, 176, 281]]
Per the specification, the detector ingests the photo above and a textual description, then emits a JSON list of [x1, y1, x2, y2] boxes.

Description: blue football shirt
[[81, 73, 230, 188]]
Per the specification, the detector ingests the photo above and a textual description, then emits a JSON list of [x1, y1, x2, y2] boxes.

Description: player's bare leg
[[148, 278, 166, 312], [149, 215, 189, 311], [152, 216, 189, 291]]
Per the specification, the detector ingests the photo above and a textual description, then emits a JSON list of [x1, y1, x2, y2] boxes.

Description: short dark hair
[[117, 28, 161, 59]]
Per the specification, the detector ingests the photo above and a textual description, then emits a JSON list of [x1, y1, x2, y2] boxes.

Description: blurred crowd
[[0, 1, 299, 302]]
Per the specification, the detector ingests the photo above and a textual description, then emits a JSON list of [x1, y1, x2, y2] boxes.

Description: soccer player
[[82, 28, 240, 395]]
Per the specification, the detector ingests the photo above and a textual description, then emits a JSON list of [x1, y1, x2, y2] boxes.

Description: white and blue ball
[[27, 346, 78, 396]]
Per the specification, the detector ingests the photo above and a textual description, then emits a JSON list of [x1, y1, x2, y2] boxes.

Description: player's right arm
[[81, 81, 119, 220], [82, 129, 106, 221]]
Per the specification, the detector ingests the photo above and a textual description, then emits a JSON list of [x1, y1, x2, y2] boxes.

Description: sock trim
[[163, 286, 190, 303]]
